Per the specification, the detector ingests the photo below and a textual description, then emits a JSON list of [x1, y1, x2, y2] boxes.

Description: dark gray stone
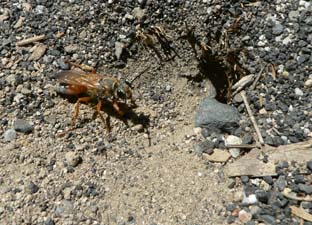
[[246, 221, 256, 225], [263, 176, 273, 185], [274, 176, 286, 191], [14, 119, 34, 134], [307, 161, 312, 171], [255, 190, 269, 204], [195, 98, 240, 135], [298, 184, 312, 194], [259, 214, 276, 225], [195, 140, 214, 156], [305, 16, 312, 25], [298, 54, 310, 64], [226, 203, 236, 212], [241, 175, 249, 184], [242, 134, 253, 144], [294, 175, 305, 184]]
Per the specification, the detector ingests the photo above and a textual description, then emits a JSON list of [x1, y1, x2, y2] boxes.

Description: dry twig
[[250, 64, 267, 90], [16, 34, 46, 46], [269, 63, 277, 80], [225, 144, 260, 149], [240, 90, 264, 145]]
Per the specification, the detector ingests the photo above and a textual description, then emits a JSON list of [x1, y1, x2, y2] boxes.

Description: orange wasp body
[[55, 65, 146, 135]]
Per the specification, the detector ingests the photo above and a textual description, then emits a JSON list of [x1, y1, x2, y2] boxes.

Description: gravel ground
[[0, 0, 312, 224]]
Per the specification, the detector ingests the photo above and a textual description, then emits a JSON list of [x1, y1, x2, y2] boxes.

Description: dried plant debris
[[135, 25, 179, 61], [179, 21, 249, 103]]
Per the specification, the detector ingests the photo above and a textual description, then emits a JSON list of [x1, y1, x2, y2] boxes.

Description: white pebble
[[242, 194, 258, 205], [295, 88, 303, 96], [4, 129, 17, 142]]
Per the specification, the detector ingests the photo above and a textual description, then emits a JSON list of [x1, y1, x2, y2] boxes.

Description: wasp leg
[[58, 96, 92, 137], [65, 61, 97, 73], [112, 99, 125, 116], [96, 100, 111, 133]]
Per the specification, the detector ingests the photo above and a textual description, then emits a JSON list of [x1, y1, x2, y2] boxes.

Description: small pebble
[[241, 175, 249, 184], [14, 119, 34, 134], [307, 161, 312, 171], [44, 218, 55, 225], [304, 79, 312, 88], [298, 184, 312, 194], [250, 205, 261, 216], [165, 85, 171, 92], [57, 59, 70, 70], [225, 135, 242, 158], [64, 44, 79, 53], [272, 23, 284, 35], [4, 129, 17, 142], [295, 88, 303, 96], [131, 124, 144, 132], [226, 203, 237, 212], [242, 194, 258, 205], [239, 209, 252, 223], [65, 151, 82, 167], [255, 190, 269, 204], [24, 181, 39, 194], [115, 41, 124, 60], [275, 175, 286, 191]]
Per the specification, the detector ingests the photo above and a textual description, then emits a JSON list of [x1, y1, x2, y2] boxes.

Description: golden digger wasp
[[55, 62, 150, 136]]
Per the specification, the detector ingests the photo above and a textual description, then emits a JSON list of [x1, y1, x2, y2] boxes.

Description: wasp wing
[[55, 70, 102, 89]]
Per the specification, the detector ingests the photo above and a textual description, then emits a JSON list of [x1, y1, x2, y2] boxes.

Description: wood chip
[[290, 206, 312, 222], [203, 149, 231, 162], [0, 9, 10, 22], [16, 34, 46, 46], [56, 31, 65, 38], [28, 43, 47, 61], [270, 63, 277, 80], [22, 3, 32, 12], [283, 188, 312, 202], [14, 16, 25, 28], [250, 64, 267, 90], [232, 74, 255, 90], [225, 138, 312, 177]]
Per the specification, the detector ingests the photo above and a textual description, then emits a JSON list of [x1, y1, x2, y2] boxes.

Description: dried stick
[[16, 34, 46, 46], [226, 144, 260, 149], [241, 90, 264, 145], [283, 188, 312, 202], [290, 206, 312, 222], [250, 64, 267, 90], [269, 63, 277, 81]]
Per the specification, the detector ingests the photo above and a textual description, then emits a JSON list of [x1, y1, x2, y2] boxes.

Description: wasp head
[[115, 81, 132, 100]]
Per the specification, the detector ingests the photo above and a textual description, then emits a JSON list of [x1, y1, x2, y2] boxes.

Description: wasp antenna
[[130, 65, 151, 85]]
